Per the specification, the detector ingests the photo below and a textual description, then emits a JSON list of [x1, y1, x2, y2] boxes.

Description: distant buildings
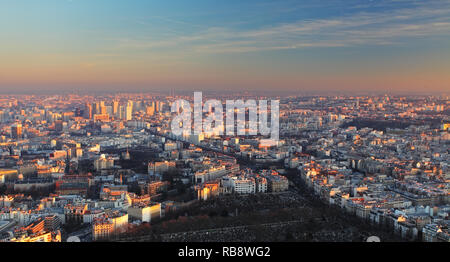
[[194, 166, 228, 184], [259, 170, 288, 192], [100, 184, 128, 200], [4, 216, 61, 242], [422, 222, 450, 242], [0, 169, 19, 182], [127, 202, 161, 223], [92, 211, 128, 241], [195, 169, 286, 197], [94, 154, 115, 171], [231, 177, 256, 194], [0, 94, 448, 242], [148, 161, 176, 176], [11, 123, 22, 139], [148, 181, 169, 196], [56, 174, 93, 196], [196, 182, 220, 200]]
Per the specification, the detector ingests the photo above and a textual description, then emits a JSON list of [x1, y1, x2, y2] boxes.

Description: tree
[[0, 184, 6, 195], [128, 182, 141, 195], [162, 169, 181, 183], [208, 211, 218, 217], [220, 209, 229, 217], [285, 231, 295, 241]]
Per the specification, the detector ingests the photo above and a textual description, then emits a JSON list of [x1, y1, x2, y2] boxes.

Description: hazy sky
[[0, 0, 449, 94]]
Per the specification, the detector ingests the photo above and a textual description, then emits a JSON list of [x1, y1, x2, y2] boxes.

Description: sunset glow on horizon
[[1, 0, 450, 94]]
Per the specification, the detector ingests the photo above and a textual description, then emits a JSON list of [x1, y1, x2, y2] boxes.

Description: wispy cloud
[[111, 1, 450, 55]]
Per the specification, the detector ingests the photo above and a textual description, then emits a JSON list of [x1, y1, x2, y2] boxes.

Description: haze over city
[[1, 0, 450, 94]]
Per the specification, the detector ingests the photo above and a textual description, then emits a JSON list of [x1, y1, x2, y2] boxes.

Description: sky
[[0, 0, 449, 95]]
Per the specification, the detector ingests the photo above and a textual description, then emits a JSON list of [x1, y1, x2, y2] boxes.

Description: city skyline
[[0, 93, 448, 244], [1, 0, 450, 94]]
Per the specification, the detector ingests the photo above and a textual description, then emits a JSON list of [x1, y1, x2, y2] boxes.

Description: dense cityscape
[[1, 1, 450, 252], [0, 94, 448, 242]]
